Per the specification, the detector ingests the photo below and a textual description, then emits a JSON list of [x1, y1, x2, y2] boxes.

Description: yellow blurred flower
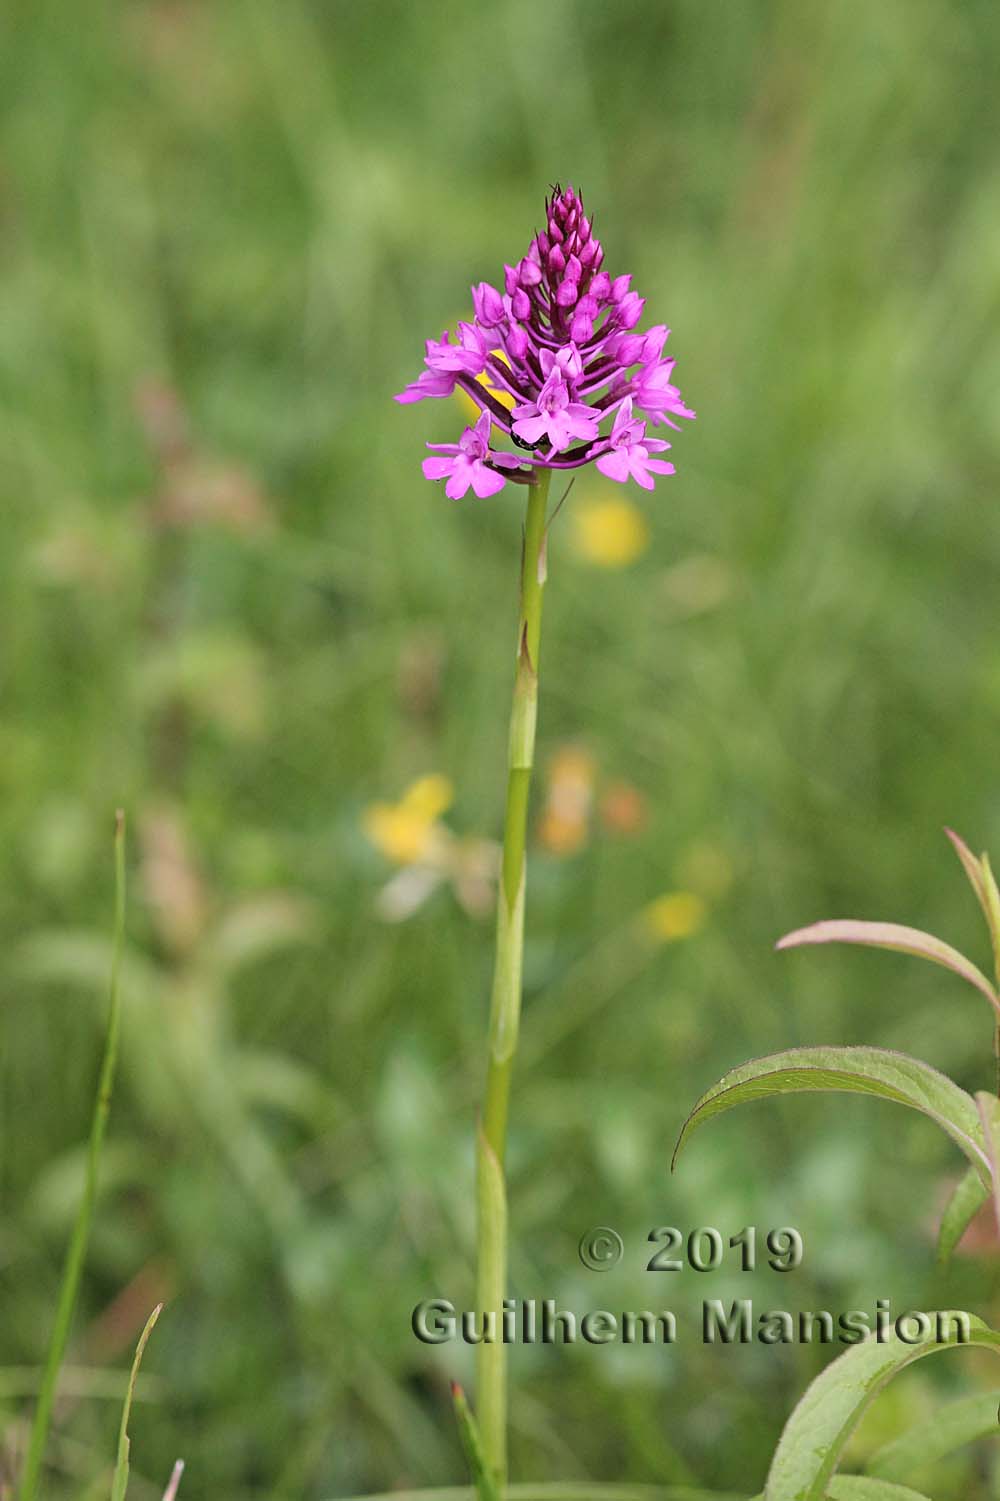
[[571, 495, 650, 568], [537, 745, 596, 856], [641, 891, 707, 945], [455, 347, 517, 425], [363, 774, 499, 921], [363, 774, 454, 865]]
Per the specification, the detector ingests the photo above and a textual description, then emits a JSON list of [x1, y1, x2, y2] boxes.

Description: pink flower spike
[[396, 184, 695, 484], [593, 397, 675, 491], [422, 411, 519, 500]]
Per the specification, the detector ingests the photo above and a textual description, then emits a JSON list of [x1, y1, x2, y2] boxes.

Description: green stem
[[19, 813, 127, 1501], [475, 470, 550, 1493]]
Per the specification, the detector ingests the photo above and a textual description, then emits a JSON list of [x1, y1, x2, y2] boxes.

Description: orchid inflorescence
[[395, 184, 695, 499]]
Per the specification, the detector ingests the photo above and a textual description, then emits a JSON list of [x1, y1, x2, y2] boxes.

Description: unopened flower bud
[[570, 311, 593, 343], [472, 281, 505, 328], [618, 292, 645, 329], [506, 322, 528, 360]]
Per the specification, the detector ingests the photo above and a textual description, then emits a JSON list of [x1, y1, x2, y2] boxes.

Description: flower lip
[[423, 411, 521, 500]]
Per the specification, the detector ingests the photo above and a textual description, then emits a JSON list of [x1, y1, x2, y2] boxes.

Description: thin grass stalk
[[476, 470, 551, 1489], [19, 812, 128, 1501]]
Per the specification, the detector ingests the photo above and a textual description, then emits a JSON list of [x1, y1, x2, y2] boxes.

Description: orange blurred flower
[[537, 746, 596, 856], [599, 780, 648, 836]]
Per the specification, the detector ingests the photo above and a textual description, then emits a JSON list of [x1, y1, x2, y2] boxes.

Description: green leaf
[[450, 1383, 499, 1501], [826, 1482, 931, 1500], [475, 1127, 507, 1488], [672, 1047, 990, 1180], [18, 815, 129, 1501], [111, 1304, 162, 1501], [935, 1165, 988, 1271], [982, 855, 1000, 979], [944, 828, 990, 921], [867, 1388, 1000, 1483], [775, 921, 999, 1014], [976, 1091, 1000, 1236], [763, 1311, 1000, 1500], [751, 1482, 932, 1501], [329, 1488, 751, 1501]]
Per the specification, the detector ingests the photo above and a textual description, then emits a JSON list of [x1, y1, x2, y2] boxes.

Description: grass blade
[[450, 1382, 500, 1501], [18, 812, 128, 1501], [112, 1304, 163, 1501], [161, 1460, 185, 1501]]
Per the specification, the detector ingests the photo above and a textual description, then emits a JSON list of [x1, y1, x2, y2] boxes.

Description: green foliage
[[867, 1389, 1000, 1486], [935, 1167, 989, 1271], [111, 1305, 162, 1501], [673, 1045, 992, 1181], [762, 1314, 1000, 1499], [4, 1, 1000, 1497], [18, 816, 127, 1501]]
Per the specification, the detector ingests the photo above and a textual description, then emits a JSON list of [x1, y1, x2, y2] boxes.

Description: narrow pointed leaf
[[827, 1481, 932, 1501], [775, 920, 999, 1013], [944, 828, 990, 921], [111, 1304, 162, 1501], [751, 1482, 933, 1500], [673, 1047, 989, 1179], [329, 1486, 752, 1501], [475, 1128, 507, 1489], [975, 1092, 1000, 1236], [161, 1461, 185, 1501], [451, 1384, 499, 1501], [19, 816, 128, 1501], [982, 854, 1000, 967], [867, 1388, 1000, 1483], [764, 1312, 1000, 1500], [935, 1165, 989, 1270]]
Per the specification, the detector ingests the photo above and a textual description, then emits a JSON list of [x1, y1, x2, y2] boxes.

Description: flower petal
[[512, 414, 548, 445], [469, 464, 507, 498], [595, 450, 631, 483]]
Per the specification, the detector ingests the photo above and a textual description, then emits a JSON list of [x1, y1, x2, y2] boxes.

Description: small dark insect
[[510, 431, 537, 452]]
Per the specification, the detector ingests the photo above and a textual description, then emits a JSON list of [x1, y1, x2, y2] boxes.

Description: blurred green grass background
[[2, 0, 1000, 1496]]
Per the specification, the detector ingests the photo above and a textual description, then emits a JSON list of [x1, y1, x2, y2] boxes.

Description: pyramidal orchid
[[395, 188, 697, 1501], [395, 184, 695, 497]]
